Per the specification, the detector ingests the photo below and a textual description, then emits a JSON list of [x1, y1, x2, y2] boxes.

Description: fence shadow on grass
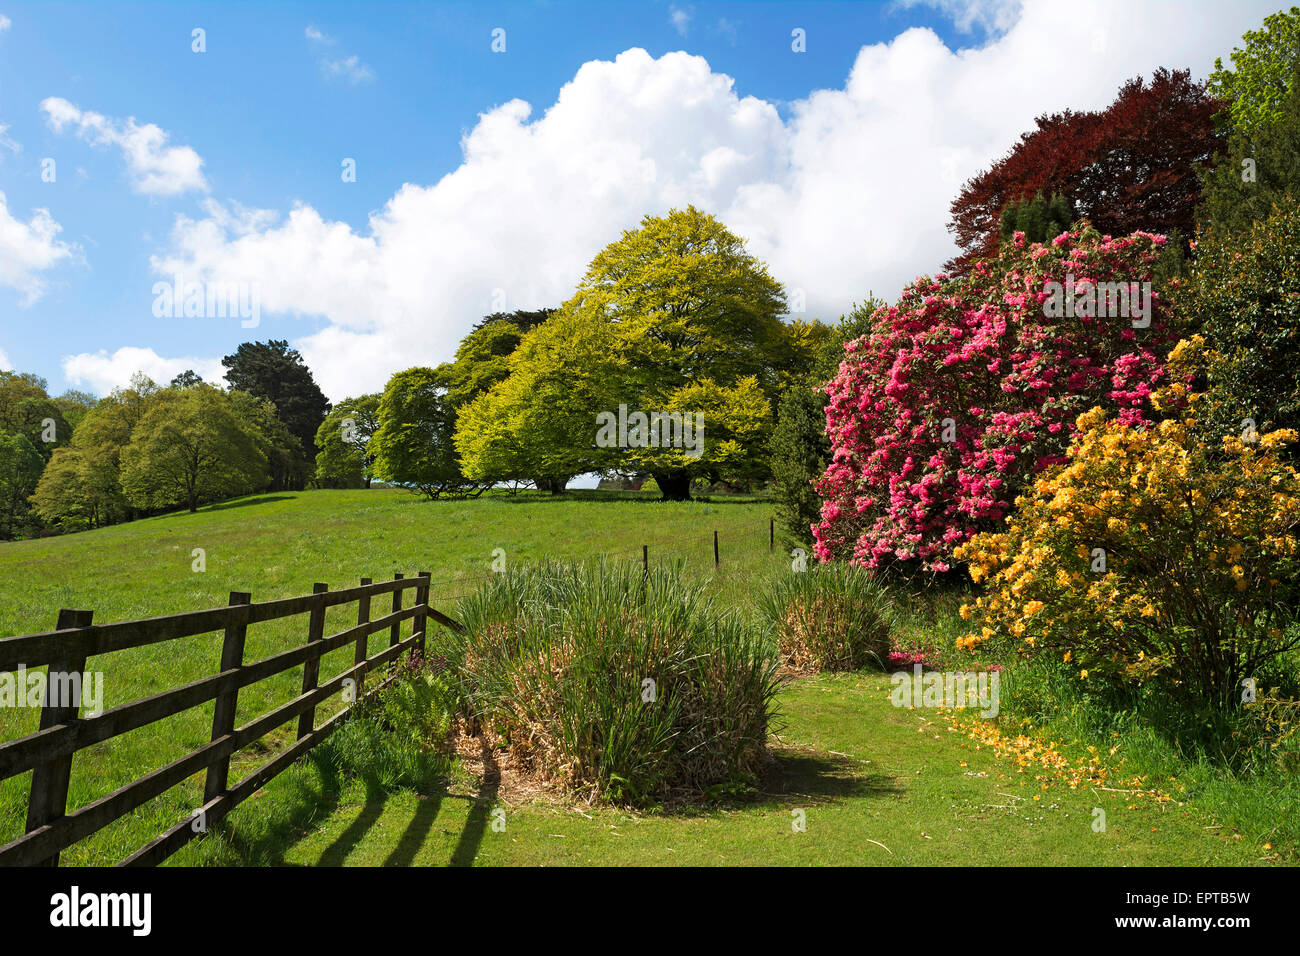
[[207, 748, 349, 866], [449, 738, 500, 867]]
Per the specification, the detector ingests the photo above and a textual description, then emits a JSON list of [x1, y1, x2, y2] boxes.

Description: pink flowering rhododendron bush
[[813, 223, 1172, 572]]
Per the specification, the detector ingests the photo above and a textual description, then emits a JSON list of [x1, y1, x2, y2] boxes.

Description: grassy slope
[[0, 489, 1279, 866], [0, 489, 782, 863]]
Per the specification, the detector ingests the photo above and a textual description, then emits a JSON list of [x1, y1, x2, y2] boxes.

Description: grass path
[[256, 673, 1267, 867]]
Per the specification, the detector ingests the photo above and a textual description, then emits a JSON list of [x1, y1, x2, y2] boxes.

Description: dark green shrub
[[1176, 196, 1300, 444]]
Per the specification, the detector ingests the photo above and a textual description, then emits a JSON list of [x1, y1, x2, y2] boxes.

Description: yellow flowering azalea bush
[[955, 358, 1300, 706]]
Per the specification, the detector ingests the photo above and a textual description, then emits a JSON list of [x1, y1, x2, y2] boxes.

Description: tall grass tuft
[[757, 563, 894, 672], [446, 559, 780, 804]]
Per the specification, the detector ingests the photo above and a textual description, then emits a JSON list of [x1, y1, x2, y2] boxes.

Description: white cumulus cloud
[[150, 0, 1276, 402], [0, 190, 77, 304], [40, 97, 207, 196], [893, 0, 1024, 36], [61, 347, 225, 395]]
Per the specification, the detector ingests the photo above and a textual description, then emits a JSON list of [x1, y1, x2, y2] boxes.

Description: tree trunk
[[535, 476, 568, 494], [652, 470, 692, 501]]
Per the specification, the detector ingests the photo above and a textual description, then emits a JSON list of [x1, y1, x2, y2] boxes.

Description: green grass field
[[0, 489, 1286, 866]]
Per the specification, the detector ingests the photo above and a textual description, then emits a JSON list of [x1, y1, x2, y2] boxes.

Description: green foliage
[[119, 384, 269, 513], [455, 306, 620, 490], [1198, 70, 1300, 237], [1176, 197, 1300, 439], [221, 340, 330, 471], [52, 390, 97, 432], [371, 367, 467, 498], [1208, 5, 1300, 140], [28, 447, 95, 531], [0, 370, 69, 459], [998, 191, 1075, 245], [757, 563, 894, 672], [168, 369, 205, 389], [768, 385, 830, 544], [314, 394, 380, 488], [768, 299, 883, 543], [449, 559, 780, 804], [455, 207, 795, 498], [443, 310, 555, 410], [228, 390, 310, 493], [58, 374, 160, 526], [322, 654, 457, 791], [0, 432, 44, 539]]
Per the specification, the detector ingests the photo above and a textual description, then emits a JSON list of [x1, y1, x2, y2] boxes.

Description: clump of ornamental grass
[[757, 563, 895, 673], [445, 560, 780, 805]]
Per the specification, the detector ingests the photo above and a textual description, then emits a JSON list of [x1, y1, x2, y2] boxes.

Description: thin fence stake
[[415, 572, 431, 656], [770, 518, 775, 552], [714, 530, 719, 568], [642, 544, 648, 580]]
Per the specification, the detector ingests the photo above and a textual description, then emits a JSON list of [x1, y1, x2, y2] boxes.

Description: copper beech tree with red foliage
[[945, 68, 1224, 275]]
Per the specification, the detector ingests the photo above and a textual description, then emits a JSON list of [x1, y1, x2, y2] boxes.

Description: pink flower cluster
[[812, 226, 1171, 571]]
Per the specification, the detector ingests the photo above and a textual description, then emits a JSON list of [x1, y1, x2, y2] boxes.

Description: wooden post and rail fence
[[0, 521, 783, 867], [0, 572, 465, 868]]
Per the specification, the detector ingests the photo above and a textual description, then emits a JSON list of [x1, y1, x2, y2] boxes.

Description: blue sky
[[0, 0, 1281, 401]]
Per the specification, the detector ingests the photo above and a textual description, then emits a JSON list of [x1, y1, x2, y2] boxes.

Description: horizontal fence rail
[[0, 572, 465, 867]]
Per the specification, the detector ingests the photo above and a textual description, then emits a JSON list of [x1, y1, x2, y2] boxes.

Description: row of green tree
[[319, 206, 846, 502], [0, 341, 331, 537], [10, 8, 1298, 535]]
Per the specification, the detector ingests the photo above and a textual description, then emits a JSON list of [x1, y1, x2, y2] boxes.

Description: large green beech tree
[[455, 206, 797, 500]]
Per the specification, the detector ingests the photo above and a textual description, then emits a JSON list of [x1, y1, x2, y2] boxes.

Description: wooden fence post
[[204, 592, 251, 803], [353, 577, 371, 699], [714, 530, 720, 568], [25, 608, 93, 866], [389, 573, 404, 648], [414, 572, 431, 657], [297, 583, 328, 740], [770, 518, 774, 552], [642, 544, 648, 580]]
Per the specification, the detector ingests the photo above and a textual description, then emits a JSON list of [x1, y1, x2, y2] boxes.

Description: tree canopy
[[221, 340, 329, 479], [370, 368, 467, 498], [314, 394, 381, 488], [1208, 5, 1300, 140], [946, 69, 1223, 273], [454, 206, 798, 499], [119, 384, 269, 513]]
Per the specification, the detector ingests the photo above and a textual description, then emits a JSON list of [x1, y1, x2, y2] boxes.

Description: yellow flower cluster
[[954, 354, 1300, 698]]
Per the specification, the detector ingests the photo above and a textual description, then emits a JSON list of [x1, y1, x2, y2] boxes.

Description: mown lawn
[[0, 489, 1284, 866], [203, 673, 1266, 866]]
